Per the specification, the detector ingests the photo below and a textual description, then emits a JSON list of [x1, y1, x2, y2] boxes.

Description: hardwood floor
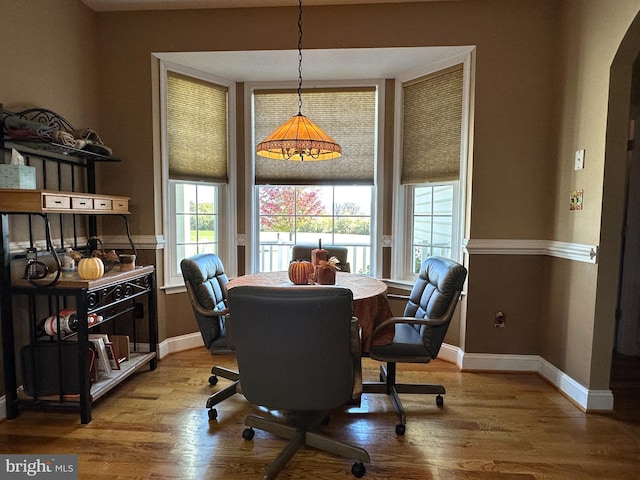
[[611, 351, 640, 423], [1, 347, 639, 479]]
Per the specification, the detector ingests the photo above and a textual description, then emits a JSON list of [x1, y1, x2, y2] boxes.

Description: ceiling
[[80, 0, 447, 12], [83, 0, 470, 82], [155, 47, 471, 82]]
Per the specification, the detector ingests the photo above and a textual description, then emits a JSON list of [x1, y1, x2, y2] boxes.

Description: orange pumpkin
[[77, 257, 105, 280], [288, 260, 314, 285]]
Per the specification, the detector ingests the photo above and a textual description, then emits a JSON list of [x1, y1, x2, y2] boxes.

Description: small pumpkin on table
[[315, 256, 341, 285], [288, 260, 315, 285], [77, 256, 105, 280], [68, 248, 120, 280]]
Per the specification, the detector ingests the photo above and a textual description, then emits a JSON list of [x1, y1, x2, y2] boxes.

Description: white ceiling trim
[[154, 46, 473, 82]]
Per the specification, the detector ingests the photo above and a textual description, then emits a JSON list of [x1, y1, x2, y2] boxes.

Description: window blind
[[167, 71, 228, 183], [402, 64, 463, 184], [254, 87, 376, 185]]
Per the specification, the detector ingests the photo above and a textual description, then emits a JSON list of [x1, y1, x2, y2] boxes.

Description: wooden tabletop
[[227, 271, 393, 352], [227, 271, 387, 301]]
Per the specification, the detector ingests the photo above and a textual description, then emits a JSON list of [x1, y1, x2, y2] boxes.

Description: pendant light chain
[[297, 0, 303, 116], [255, 0, 341, 161]]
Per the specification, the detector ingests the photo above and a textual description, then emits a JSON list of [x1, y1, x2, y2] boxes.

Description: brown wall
[[94, 0, 561, 241], [545, 0, 640, 388], [92, 0, 561, 345], [0, 0, 101, 396], [465, 255, 544, 355], [3, 0, 640, 396], [1, 1, 99, 126]]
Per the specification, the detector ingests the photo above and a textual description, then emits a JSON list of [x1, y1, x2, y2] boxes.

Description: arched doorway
[[597, 10, 640, 418]]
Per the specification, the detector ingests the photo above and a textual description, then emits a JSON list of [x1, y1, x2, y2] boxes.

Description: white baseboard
[[441, 347, 614, 411], [0, 339, 613, 422], [157, 332, 203, 359], [128, 333, 204, 360]]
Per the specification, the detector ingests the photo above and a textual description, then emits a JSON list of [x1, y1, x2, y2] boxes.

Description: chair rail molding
[[463, 238, 598, 264], [102, 234, 165, 250], [6, 235, 164, 254]]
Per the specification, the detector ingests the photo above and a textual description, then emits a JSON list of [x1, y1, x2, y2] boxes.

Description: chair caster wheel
[[242, 427, 255, 441], [209, 375, 218, 386], [436, 394, 444, 408], [351, 461, 366, 478], [208, 408, 218, 420], [395, 423, 406, 435]]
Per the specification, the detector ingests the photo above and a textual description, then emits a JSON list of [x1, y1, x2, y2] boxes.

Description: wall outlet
[[494, 311, 506, 328], [570, 190, 584, 210]]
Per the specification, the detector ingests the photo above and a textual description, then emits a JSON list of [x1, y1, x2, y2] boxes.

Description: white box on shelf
[[0, 163, 36, 189]]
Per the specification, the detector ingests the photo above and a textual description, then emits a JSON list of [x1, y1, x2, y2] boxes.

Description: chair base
[[243, 411, 370, 480], [362, 363, 445, 434], [206, 366, 240, 417]]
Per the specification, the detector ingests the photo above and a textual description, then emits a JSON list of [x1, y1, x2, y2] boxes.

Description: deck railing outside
[[259, 242, 371, 274]]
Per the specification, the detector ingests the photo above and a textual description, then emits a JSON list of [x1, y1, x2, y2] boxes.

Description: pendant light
[[256, 0, 341, 161]]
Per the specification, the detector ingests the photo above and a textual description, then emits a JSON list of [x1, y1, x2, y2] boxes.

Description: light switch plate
[[575, 149, 585, 170]]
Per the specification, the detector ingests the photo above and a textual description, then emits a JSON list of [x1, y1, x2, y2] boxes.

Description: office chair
[[228, 285, 370, 479], [364, 256, 467, 435], [180, 253, 240, 420], [291, 244, 351, 272]]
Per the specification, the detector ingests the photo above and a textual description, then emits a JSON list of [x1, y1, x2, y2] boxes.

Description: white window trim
[[391, 48, 474, 282], [244, 79, 385, 275], [159, 60, 238, 290]]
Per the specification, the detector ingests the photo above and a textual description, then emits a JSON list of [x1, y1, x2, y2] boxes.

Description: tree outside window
[[258, 185, 372, 273]]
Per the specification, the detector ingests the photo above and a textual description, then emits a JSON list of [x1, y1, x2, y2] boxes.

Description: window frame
[[245, 79, 386, 276], [404, 181, 461, 276], [392, 54, 472, 282], [255, 184, 375, 274], [160, 61, 237, 290], [165, 180, 227, 286]]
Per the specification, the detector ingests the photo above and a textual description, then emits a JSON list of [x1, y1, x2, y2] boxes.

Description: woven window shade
[[254, 88, 376, 185], [402, 65, 463, 184], [167, 71, 228, 183]]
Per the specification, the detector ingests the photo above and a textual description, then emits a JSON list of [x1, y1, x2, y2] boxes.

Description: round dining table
[[227, 271, 394, 353]]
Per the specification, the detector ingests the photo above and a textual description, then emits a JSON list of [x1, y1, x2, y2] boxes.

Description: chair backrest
[[228, 285, 355, 411], [291, 244, 351, 272], [180, 254, 229, 349], [406, 256, 467, 358]]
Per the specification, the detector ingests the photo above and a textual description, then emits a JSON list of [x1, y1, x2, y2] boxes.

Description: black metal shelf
[[0, 103, 156, 424], [3, 140, 120, 164]]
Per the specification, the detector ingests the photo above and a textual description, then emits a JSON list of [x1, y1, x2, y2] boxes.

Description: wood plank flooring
[[1, 347, 639, 479]]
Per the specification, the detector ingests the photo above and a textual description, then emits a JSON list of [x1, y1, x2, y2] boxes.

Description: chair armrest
[[350, 317, 362, 357], [372, 290, 463, 335], [350, 317, 363, 398], [371, 316, 449, 337], [387, 293, 409, 301], [185, 280, 230, 317]]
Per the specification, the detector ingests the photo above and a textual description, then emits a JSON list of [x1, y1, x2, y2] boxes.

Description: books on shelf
[[88, 334, 112, 374], [87, 334, 130, 376], [110, 335, 130, 363]]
